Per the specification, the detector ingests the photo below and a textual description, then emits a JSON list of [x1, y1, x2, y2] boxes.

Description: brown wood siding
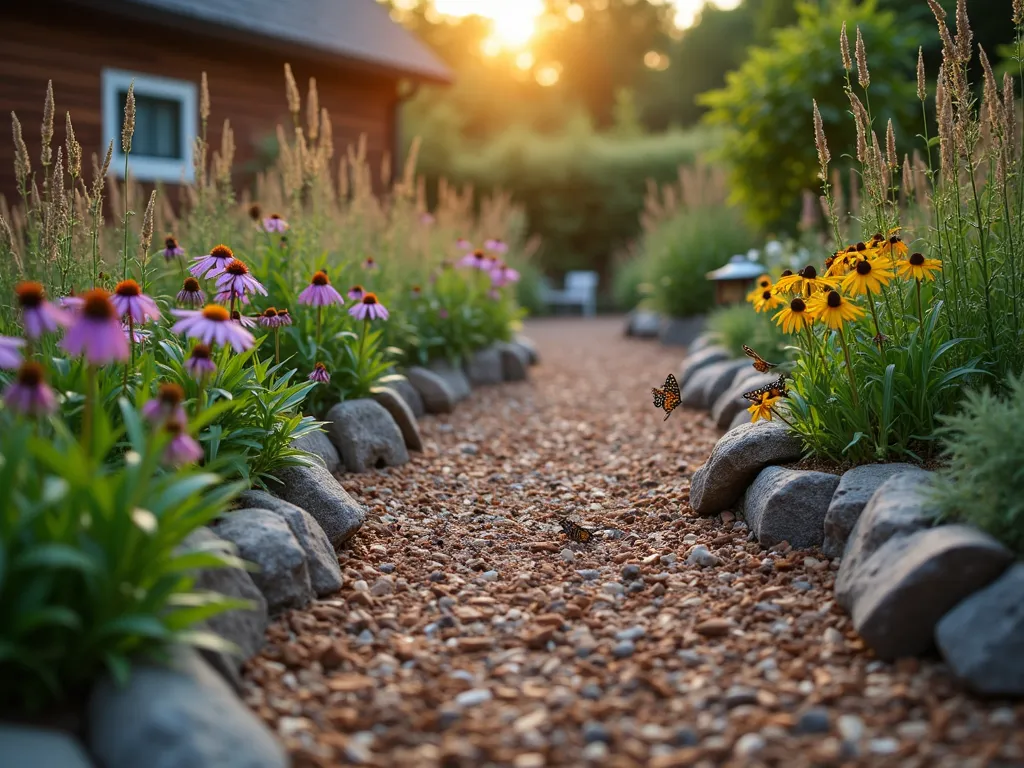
[[0, 1, 400, 208]]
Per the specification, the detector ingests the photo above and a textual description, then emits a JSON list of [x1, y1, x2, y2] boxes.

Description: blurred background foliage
[[382, 0, 1017, 309]]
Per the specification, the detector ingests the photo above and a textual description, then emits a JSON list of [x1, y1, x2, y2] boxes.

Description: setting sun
[[433, 0, 545, 49]]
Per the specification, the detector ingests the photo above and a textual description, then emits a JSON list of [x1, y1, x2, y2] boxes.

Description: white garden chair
[[540, 271, 598, 316]]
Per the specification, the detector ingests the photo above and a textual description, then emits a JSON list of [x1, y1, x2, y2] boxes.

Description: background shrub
[[706, 303, 789, 360]]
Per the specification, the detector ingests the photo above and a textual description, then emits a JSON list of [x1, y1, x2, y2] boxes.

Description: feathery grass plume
[[138, 190, 156, 260], [830, 167, 845, 218], [1004, 72, 1017, 162], [91, 140, 113, 204], [927, 0, 946, 21], [1015, 0, 1023, 24], [917, 47, 926, 101], [848, 91, 869, 163], [886, 119, 897, 169], [41, 80, 54, 170], [284, 63, 300, 117], [840, 21, 851, 71], [121, 81, 135, 154], [980, 47, 1001, 138], [855, 27, 870, 89], [938, 68, 955, 174], [0, 213, 22, 275], [872, 131, 888, 192], [65, 113, 81, 179], [11, 113, 31, 190], [200, 72, 210, 123], [380, 151, 392, 186], [306, 78, 319, 141], [954, 0, 972, 62], [901, 153, 913, 200], [318, 107, 333, 162], [812, 100, 830, 173], [217, 119, 235, 184]]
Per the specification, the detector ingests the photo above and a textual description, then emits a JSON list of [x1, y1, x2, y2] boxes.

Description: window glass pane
[[118, 90, 183, 160]]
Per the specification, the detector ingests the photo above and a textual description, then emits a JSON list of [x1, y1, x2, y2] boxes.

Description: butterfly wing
[[658, 374, 681, 420], [652, 387, 666, 408], [742, 344, 777, 373], [663, 373, 680, 397]]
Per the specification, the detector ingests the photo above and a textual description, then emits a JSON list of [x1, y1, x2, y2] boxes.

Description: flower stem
[[83, 364, 96, 455], [357, 318, 368, 381], [274, 327, 280, 366], [915, 279, 925, 329], [316, 307, 322, 349], [837, 325, 860, 408], [865, 288, 883, 348]]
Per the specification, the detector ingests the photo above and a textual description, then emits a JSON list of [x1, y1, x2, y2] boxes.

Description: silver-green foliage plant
[[933, 376, 1024, 554]]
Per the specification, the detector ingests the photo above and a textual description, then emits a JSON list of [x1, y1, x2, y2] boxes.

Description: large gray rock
[[677, 345, 730, 391], [689, 421, 804, 516], [326, 399, 409, 473], [497, 342, 529, 381], [463, 346, 504, 386], [936, 563, 1024, 696], [681, 359, 748, 410], [741, 466, 841, 549], [0, 725, 94, 768], [391, 376, 426, 418], [822, 463, 921, 559], [729, 408, 753, 431], [372, 387, 424, 452], [710, 372, 777, 431], [237, 490, 342, 597], [407, 366, 456, 414], [176, 527, 268, 690], [88, 648, 287, 768], [847, 525, 1013, 661], [271, 463, 366, 547], [835, 471, 936, 610], [687, 333, 717, 356], [659, 315, 706, 347], [291, 429, 340, 474], [213, 509, 313, 613], [514, 335, 539, 365], [427, 359, 471, 401], [625, 309, 662, 338]]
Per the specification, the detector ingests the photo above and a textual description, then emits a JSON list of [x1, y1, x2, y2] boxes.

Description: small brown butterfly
[[560, 518, 595, 544], [742, 344, 778, 373], [651, 373, 681, 421], [742, 374, 789, 403]]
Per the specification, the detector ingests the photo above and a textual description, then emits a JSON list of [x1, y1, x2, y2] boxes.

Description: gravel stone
[[620, 564, 641, 580], [795, 708, 831, 735], [686, 545, 720, 567], [612, 641, 635, 659], [582, 722, 610, 744]]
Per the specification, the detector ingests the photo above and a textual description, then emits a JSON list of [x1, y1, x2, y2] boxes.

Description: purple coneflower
[[162, 235, 185, 261], [190, 244, 236, 279], [456, 238, 473, 250], [177, 277, 206, 307], [162, 418, 203, 467], [347, 284, 365, 302], [0, 336, 26, 369], [231, 310, 257, 328], [60, 289, 130, 364], [186, 343, 216, 381], [142, 382, 187, 425], [308, 362, 331, 384], [215, 290, 251, 305], [263, 213, 288, 233], [438, 308, 449, 320], [3, 361, 56, 416], [258, 307, 283, 328], [488, 288, 501, 301], [212, 259, 267, 299], [410, 285, 422, 299], [349, 292, 389, 321], [362, 256, 379, 271], [490, 262, 521, 287], [171, 305, 255, 353], [123, 322, 151, 344], [278, 308, 293, 326], [16, 281, 71, 339], [420, 213, 435, 225], [59, 295, 84, 313], [485, 238, 509, 254], [458, 249, 488, 269], [298, 271, 344, 307], [112, 280, 162, 324]]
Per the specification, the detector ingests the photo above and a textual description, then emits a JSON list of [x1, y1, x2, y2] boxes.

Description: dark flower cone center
[[473, 250, 484, 259], [225, 260, 248, 276], [164, 419, 185, 437], [231, 311, 243, 321], [314, 362, 327, 373], [165, 236, 178, 249], [201, 305, 230, 322], [411, 285, 421, 294], [249, 204, 261, 221], [158, 383, 184, 405], [115, 280, 142, 297], [82, 289, 115, 320], [280, 308, 290, 316], [761, 290, 772, 301], [780, 269, 793, 277], [365, 258, 376, 266], [191, 343, 212, 360], [17, 361, 44, 386], [183, 277, 201, 292], [210, 244, 234, 260], [855, 260, 872, 275], [909, 252, 925, 266], [889, 236, 901, 244], [854, 242, 867, 251], [263, 307, 278, 318], [759, 279, 770, 288], [362, 293, 378, 305], [826, 290, 842, 308], [269, 213, 281, 220], [799, 265, 818, 279], [790, 297, 806, 312], [311, 272, 330, 286], [16, 281, 45, 308]]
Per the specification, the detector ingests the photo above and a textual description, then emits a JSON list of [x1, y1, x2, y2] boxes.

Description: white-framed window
[[101, 69, 197, 183]]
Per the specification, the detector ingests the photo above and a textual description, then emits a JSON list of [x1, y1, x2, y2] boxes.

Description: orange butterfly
[[742, 344, 778, 373], [742, 374, 788, 403], [560, 518, 595, 544], [651, 373, 681, 421]]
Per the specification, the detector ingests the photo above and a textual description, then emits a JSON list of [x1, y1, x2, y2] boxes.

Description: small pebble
[[612, 640, 635, 659], [576, 569, 600, 581], [686, 545, 720, 568], [428, 571, 446, 583], [602, 582, 625, 596], [868, 738, 900, 755], [459, 443, 479, 455], [794, 708, 831, 735], [672, 727, 699, 747], [581, 683, 602, 700], [379, 563, 396, 574], [659, 553, 677, 566], [733, 732, 766, 756], [482, 570, 499, 581], [582, 721, 611, 744], [615, 626, 646, 641], [454, 689, 492, 708], [560, 548, 575, 562], [581, 742, 608, 761], [837, 714, 864, 743], [620, 564, 641, 580], [627, 580, 645, 594]]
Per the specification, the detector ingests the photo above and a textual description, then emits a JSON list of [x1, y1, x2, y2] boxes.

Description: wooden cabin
[[0, 0, 451, 202]]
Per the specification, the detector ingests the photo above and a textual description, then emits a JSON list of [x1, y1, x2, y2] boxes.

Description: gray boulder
[[271, 463, 366, 547], [847, 525, 1013, 660], [0, 725, 94, 768], [729, 408, 753, 431], [428, 359, 471, 401], [88, 648, 287, 768], [463, 346, 504, 386], [497, 342, 530, 381], [391, 376, 426, 418], [710, 373, 777, 431], [406, 366, 455, 414], [625, 309, 662, 338], [835, 471, 936, 610], [291, 429, 340, 474], [372, 387, 424, 452], [741, 466, 841, 549], [687, 333, 717, 355], [936, 563, 1024, 696], [681, 359, 748, 411], [213, 509, 313, 613], [514, 334, 539, 365], [659, 315, 707, 347], [822, 463, 921, 559], [677, 345, 730, 391], [237, 490, 342, 597], [689, 421, 804, 516], [176, 527, 268, 689], [326, 399, 410, 472]]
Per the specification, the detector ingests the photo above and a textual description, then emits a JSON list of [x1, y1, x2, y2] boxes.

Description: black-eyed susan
[[747, 274, 773, 303], [878, 230, 909, 260], [754, 288, 785, 313], [772, 265, 837, 296], [773, 296, 814, 334], [747, 391, 783, 423], [841, 256, 894, 296], [806, 289, 865, 329], [897, 252, 942, 282]]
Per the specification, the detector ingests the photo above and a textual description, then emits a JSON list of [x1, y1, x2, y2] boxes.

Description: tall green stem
[[837, 326, 860, 408], [915, 279, 925, 329], [356, 318, 368, 380]]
